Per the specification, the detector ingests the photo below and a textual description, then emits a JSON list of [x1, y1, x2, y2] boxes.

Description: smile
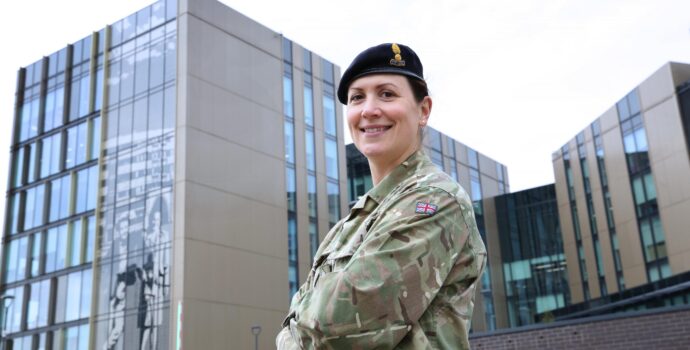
[[361, 126, 392, 133]]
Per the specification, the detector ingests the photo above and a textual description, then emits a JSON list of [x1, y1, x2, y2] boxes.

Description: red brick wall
[[469, 307, 690, 350]]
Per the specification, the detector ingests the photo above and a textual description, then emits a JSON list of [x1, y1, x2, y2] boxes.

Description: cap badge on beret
[[390, 43, 406, 67]]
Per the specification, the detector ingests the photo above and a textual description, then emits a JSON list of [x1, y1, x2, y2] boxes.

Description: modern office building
[[479, 184, 569, 329], [0, 0, 348, 349], [553, 62, 690, 304], [345, 126, 510, 332]]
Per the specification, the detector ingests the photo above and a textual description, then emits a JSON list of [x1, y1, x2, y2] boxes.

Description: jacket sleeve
[[287, 186, 480, 349]]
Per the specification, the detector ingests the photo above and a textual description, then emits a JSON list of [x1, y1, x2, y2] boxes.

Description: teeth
[[364, 127, 388, 133]]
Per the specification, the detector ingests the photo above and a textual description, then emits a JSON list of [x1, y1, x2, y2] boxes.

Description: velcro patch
[[415, 202, 438, 215]]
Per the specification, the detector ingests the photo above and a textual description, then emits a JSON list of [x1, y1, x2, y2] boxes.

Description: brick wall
[[469, 306, 690, 350]]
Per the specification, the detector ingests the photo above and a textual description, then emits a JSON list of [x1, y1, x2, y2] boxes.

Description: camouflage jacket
[[277, 150, 486, 349]]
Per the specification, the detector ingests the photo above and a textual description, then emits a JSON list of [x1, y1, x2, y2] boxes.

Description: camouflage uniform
[[277, 150, 486, 349]]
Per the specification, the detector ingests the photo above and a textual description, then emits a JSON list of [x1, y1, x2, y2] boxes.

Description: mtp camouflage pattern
[[277, 150, 486, 349]]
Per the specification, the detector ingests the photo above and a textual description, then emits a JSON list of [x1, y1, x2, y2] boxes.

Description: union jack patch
[[415, 202, 438, 215]]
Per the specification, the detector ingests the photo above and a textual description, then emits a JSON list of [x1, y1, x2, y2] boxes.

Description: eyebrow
[[349, 82, 400, 92]]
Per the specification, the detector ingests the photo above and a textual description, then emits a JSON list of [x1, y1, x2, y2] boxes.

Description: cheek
[[346, 110, 361, 132]]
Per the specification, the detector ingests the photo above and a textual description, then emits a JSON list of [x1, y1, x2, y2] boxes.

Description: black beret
[[337, 43, 425, 104]]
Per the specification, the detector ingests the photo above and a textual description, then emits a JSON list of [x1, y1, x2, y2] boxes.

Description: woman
[[277, 43, 486, 349]]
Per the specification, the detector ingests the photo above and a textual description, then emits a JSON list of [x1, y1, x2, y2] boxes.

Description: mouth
[[360, 125, 392, 134]]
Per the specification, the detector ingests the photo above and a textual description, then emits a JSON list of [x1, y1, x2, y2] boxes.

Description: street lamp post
[[0, 295, 15, 350], [251, 325, 262, 350]]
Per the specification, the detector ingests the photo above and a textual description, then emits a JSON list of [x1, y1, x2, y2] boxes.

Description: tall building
[[480, 184, 569, 329], [345, 125, 510, 332], [553, 62, 690, 304], [0, 0, 347, 349]]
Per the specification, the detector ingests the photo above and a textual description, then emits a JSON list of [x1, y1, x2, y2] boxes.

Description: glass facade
[[563, 144, 590, 300], [467, 148, 496, 331], [1, 1, 176, 349], [592, 121, 625, 291], [94, 1, 176, 349], [322, 60, 340, 228], [576, 132, 607, 297], [494, 185, 569, 327], [303, 48, 319, 262], [345, 144, 372, 207], [283, 38, 299, 298], [617, 90, 670, 283]]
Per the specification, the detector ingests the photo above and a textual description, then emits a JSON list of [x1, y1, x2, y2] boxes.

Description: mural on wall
[[97, 132, 173, 350], [95, 1, 177, 346]]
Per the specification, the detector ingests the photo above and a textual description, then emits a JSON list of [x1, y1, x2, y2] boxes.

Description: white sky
[[1, 0, 690, 221]]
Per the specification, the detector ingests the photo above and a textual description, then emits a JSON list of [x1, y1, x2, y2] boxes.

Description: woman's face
[[346, 74, 430, 164]]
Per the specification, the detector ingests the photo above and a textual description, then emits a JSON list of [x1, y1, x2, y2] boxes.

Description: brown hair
[[406, 76, 429, 103]]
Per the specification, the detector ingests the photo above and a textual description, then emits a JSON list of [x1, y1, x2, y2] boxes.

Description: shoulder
[[400, 162, 473, 211]]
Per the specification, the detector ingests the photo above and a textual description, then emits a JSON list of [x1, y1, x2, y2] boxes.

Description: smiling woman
[[277, 43, 487, 349]]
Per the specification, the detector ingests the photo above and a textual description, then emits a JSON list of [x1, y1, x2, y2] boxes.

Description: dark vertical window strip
[[283, 37, 298, 298], [322, 58, 340, 228], [677, 81, 690, 160], [303, 49, 319, 262], [576, 133, 607, 297], [617, 90, 669, 283], [592, 121, 625, 291], [563, 145, 590, 300]]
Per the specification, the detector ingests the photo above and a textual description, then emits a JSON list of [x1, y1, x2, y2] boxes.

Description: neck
[[369, 147, 419, 185]]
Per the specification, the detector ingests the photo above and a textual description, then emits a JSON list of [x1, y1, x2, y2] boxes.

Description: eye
[[349, 93, 364, 103], [380, 90, 396, 99]]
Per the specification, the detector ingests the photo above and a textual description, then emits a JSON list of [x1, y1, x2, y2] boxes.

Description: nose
[[361, 98, 381, 119]]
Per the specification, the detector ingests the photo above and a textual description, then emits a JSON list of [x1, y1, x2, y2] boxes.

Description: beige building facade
[[1, 0, 347, 349], [553, 62, 690, 304]]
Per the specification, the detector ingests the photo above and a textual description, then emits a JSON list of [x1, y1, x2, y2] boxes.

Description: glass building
[[490, 184, 569, 327], [1, 0, 347, 349], [553, 62, 690, 304]]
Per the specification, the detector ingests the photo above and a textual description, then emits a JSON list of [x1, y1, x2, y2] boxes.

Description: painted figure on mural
[[138, 195, 170, 350], [103, 211, 132, 350]]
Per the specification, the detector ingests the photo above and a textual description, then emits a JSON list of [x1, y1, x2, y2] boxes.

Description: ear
[[420, 96, 432, 124]]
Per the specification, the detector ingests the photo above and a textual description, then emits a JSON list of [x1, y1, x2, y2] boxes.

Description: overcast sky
[[1, 0, 690, 219]]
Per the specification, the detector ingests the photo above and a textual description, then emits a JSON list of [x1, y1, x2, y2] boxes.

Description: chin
[[356, 143, 387, 159]]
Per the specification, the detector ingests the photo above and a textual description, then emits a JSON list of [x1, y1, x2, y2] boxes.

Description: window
[[286, 167, 296, 212], [307, 175, 317, 218], [69, 219, 83, 267], [468, 148, 479, 169], [27, 279, 51, 329], [8, 193, 21, 235], [325, 138, 338, 180], [428, 128, 441, 151], [45, 224, 68, 273], [66, 122, 88, 169], [58, 268, 92, 323], [323, 95, 336, 136], [3, 237, 28, 283], [11, 149, 25, 188], [283, 75, 293, 118], [90, 116, 101, 160], [305, 130, 315, 171], [304, 86, 314, 126], [50, 174, 72, 222], [40, 133, 62, 178], [28, 142, 38, 183], [24, 184, 46, 230], [328, 181, 340, 226], [284, 120, 295, 164], [75, 165, 98, 213], [4, 286, 24, 333], [30, 232, 42, 277]]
